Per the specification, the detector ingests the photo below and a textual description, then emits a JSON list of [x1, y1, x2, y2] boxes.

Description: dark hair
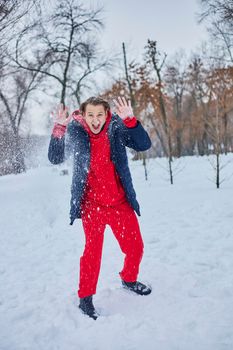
[[80, 96, 110, 114]]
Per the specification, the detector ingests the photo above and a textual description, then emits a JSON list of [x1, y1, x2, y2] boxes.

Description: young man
[[48, 96, 152, 320]]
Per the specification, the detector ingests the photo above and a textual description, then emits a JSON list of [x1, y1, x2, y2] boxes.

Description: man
[[48, 96, 152, 320]]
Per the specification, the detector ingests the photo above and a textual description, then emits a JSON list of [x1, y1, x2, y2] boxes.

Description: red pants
[[78, 201, 144, 298]]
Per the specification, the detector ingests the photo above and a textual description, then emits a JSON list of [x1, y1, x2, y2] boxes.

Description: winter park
[[1, 0, 233, 349]]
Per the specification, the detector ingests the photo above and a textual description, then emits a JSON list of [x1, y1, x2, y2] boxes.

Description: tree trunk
[[216, 152, 220, 189], [142, 153, 148, 181], [122, 42, 136, 109], [176, 129, 182, 157], [223, 112, 228, 154], [169, 157, 173, 185]]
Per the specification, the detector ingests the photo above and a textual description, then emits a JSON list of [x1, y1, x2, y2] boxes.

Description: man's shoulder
[[68, 118, 85, 132], [110, 113, 126, 129], [111, 112, 121, 121]]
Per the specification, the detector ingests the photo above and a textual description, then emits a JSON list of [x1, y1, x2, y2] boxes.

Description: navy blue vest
[[48, 114, 151, 225]]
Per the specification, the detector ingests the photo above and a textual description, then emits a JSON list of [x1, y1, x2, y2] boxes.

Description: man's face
[[83, 104, 107, 134]]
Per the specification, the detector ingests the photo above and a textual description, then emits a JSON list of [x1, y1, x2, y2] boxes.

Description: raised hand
[[51, 104, 72, 126], [113, 96, 134, 120]]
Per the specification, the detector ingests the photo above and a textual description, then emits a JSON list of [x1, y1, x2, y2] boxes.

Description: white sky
[[97, 0, 208, 58], [32, 0, 210, 135]]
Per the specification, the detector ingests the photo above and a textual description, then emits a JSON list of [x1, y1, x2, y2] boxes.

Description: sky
[[97, 0, 208, 59], [33, 0, 210, 135]]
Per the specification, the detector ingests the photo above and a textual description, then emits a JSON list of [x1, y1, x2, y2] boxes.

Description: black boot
[[79, 295, 98, 320], [122, 280, 152, 295]]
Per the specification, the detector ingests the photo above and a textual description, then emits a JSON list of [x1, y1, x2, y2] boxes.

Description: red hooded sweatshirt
[[52, 110, 137, 208]]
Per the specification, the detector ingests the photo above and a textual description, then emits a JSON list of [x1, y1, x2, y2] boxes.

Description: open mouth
[[92, 124, 100, 131]]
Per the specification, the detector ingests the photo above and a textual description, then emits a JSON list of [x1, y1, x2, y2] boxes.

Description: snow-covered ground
[[1, 154, 233, 350]]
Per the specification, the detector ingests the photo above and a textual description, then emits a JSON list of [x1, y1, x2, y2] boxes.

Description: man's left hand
[[113, 96, 134, 120]]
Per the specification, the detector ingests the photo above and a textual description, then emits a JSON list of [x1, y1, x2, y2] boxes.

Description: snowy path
[[1, 155, 233, 350]]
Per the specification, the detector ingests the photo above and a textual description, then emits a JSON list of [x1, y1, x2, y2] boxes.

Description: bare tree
[[0, 0, 39, 73], [186, 56, 211, 155], [198, 0, 233, 63], [0, 67, 42, 173], [122, 42, 136, 109], [0, 0, 33, 31], [15, 0, 106, 106], [204, 65, 233, 187], [0, 0, 42, 174], [145, 39, 175, 184], [121, 42, 149, 180], [71, 46, 112, 105], [164, 51, 188, 157], [199, 0, 233, 25]]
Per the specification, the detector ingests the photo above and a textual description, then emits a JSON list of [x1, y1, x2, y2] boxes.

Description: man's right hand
[[51, 104, 72, 126]]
